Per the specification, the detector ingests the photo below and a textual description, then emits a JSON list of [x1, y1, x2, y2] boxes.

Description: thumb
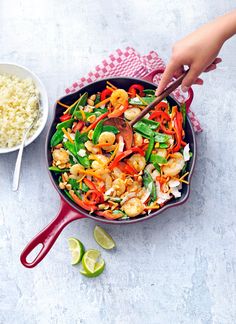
[[181, 66, 201, 92], [155, 61, 180, 96]]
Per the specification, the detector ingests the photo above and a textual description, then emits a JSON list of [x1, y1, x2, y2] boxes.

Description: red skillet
[[20, 69, 196, 268]]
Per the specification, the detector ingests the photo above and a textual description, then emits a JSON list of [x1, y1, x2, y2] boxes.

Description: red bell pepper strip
[[69, 190, 97, 212], [108, 101, 129, 118], [149, 110, 170, 122], [154, 102, 169, 113], [149, 111, 175, 135], [72, 121, 84, 133], [83, 178, 96, 190], [86, 112, 109, 132], [172, 111, 183, 152], [101, 88, 112, 101], [60, 114, 72, 122], [84, 189, 104, 205], [117, 162, 137, 175], [128, 84, 144, 98], [109, 147, 144, 169]]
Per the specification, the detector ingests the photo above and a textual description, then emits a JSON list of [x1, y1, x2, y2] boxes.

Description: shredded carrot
[[94, 142, 113, 148], [76, 170, 103, 180], [106, 81, 117, 90], [79, 107, 86, 121], [77, 175, 86, 183], [61, 127, 74, 144], [57, 101, 69, 109], [63, 96, 82, 114], [145, 204, 160, 210], [180, 172, 189, 180], [106, 85, 115, 92], [94, 97, 111, 108], [107, 144, 119, 164]]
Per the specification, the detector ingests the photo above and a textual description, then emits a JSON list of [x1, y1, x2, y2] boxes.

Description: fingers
[[213, 57, 222, 64], [181, 65, 202, 92], [155, 61, 180, 96], [204, 64, 216, 73]]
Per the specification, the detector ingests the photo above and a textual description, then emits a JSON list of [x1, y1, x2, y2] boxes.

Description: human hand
[[156, 21, 224, 95]]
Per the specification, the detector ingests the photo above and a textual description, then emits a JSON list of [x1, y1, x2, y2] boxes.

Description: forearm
[[206, 10, 236, 43]]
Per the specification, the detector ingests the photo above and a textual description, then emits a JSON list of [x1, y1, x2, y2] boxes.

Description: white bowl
[[0, 63, 48, 154]]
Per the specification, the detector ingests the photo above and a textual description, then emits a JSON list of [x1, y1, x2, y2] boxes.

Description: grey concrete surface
[[0, 1, 236, 323]]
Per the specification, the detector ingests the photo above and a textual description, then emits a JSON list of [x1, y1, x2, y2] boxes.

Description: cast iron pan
[[20, 69, 196, 268]]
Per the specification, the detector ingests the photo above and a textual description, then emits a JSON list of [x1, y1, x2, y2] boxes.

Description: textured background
[[1, 1, 236, 323]]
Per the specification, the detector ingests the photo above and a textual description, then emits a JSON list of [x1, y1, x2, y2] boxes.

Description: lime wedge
[[68, 237, 85, 265], [93, 225, 116, 250], [81, 249, 105, 277]]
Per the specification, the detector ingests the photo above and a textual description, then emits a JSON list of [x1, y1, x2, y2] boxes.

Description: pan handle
[[142, 68, 194, 111], [20, 199, 85, 268]]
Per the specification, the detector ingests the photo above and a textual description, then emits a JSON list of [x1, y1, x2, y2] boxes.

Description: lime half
[[68, 237, 85, 265], [81, 249, 105, 277], [93, 225, 116, 250]]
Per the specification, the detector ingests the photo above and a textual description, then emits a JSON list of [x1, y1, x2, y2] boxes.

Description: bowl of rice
[[0, 63, 48, 153]]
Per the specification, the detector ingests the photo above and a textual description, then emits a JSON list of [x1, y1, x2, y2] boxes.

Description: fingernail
[[181, 85, 189, 92]]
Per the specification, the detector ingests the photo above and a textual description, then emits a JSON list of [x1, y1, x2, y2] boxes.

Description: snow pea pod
[[50, 118, 75, 147], [48, 166, 70, 172], [74, 132, 91, 168], [150, 154, 167, 164], [143, 89, 156, 96], [71, 92, 88, 115], [102, 125, 119, 134], [145, 135, 155, 161], [143, 169, 157, 202], [92, 120, 104, 144], [154, 132, 170, 143]]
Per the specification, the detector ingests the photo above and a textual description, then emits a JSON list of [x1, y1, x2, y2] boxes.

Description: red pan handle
[[20, 199, 85, 268], [142, 68, 194, 111]]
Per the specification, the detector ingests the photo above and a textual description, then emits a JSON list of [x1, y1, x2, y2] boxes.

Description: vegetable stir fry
[[49, 81, 192, 220]]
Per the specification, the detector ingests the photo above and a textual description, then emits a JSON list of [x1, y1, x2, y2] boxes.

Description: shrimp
[[162, 152, 185, 177], [112, 179, 126, 196], [112, 167, 126, 180], [128, 154, 146, 172], [70, 163, 84, 179], [110, 89, 128, 107], [124, 108, 141, 121], [95, 168, 112, 190], [52, 148, 69, 164], [98, 131, 116, 150], [85, 141, 101, 154], [122, 197, 144, 217], [90, 154, 109, 169]]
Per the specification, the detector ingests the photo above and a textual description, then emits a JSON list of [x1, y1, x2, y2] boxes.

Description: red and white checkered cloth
[[65, 47, 202, 132]]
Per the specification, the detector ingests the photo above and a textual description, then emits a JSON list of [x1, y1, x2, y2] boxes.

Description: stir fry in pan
[[49, 81, 192, 220]]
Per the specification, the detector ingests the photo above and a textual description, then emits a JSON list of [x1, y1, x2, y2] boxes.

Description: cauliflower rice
[[0, 73, 40, 148]]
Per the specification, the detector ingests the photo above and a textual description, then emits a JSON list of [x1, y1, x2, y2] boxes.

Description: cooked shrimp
[[128, 154, 146, 172], [133, 133, 143, 147], [85, 141, 101, 154], [70, 163, 84, 179], [52, 148, 69, 164], [124, 107, 141, 121], [112, 179, 126, 196], [98, 132, 116, 150], [162, 152, 185, 177], [112, 167, 126, 180], [122, 197, 144, 217], [90, 154, 109, 169], [110, 89, 128, 107], [95, 169, 112, 190]]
